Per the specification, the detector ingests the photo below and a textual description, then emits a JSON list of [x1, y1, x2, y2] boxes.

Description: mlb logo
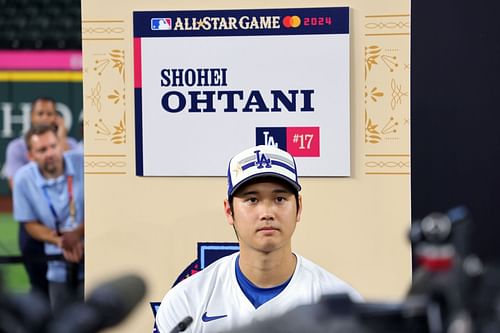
[[151, 18, 172, 31]]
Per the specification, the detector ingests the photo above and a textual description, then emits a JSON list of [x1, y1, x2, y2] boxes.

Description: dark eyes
[[245, 196, 287, 203]]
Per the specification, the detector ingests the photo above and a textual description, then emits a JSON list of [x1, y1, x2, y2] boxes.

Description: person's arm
[[5, 139, 28, 190], [23, 221, 61, 247], [61, 240, 83, 263], [25, 221, 83, 263], [60, 222, 84, 263], [55, 114, 71, 151], [61, 222, 84, 250]]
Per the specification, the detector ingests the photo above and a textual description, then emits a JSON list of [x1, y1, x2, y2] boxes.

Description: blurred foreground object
[[223, 206, 500, 333], [0, 273, 146, 333]]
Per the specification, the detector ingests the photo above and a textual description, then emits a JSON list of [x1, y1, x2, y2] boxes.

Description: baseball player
[[156, 145, 361, 333]]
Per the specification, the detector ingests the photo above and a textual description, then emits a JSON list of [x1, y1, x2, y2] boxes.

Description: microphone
[[48, 274, 147, 333], [87, 274, 147, 327], [0, 290, 52, 333], [170, 316, 193, 333]]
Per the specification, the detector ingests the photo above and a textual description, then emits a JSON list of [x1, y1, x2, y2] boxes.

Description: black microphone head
[[170, 316, 194, 333], [0, 290, 51, 333], [48, 274, 147, 333], [178, 316, 193, 331], [88, 274, 147, 328]]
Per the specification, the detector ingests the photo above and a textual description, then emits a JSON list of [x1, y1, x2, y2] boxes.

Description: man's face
[[31, 100, 57, 127], [224, 180, 302, 254], [28, 131, 64, 178]]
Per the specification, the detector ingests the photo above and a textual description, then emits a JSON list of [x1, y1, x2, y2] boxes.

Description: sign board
[[133, 7, 350, 176]]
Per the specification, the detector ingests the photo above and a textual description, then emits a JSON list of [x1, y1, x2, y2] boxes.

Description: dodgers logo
[[151, 18, 172, 31], [255, 150, 272, 169], [256, 127, 287, 150]]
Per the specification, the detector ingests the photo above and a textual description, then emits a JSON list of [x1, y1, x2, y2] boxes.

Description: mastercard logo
[[282, 16, 301, 28]]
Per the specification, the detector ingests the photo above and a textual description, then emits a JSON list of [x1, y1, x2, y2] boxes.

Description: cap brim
[[229, 172, 301, 197]]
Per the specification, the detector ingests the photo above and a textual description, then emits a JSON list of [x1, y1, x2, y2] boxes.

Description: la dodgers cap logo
[[227, 145, 301, 197]]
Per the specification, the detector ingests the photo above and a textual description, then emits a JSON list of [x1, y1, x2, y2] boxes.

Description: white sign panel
[[133, 7, 350, 176]]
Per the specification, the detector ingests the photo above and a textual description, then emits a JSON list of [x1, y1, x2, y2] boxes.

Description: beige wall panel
[[81, 0, 410, 331]]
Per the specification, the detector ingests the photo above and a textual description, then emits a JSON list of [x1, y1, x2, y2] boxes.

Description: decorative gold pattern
[[364, 154, 410, 175], [365, 161, 409, 168], [108, 88, 126, 105], [363, 14, 410, 37], [365, 14, 410, 18], [381, 116, 398, 134], [364, 45, 381, 80], [363, 13, 410, 176], [82, 27, 125, 34], [365, 110, 382, 144], [381, 54, 398, 72], [93, 50, 125, 82], [365, 111, 399, 144], [111, 112, 126, 144], [85, 161, 127, 168], [93, 111, 126, 144], [94, 118, 112, 136], [365, 46, 400, 77], [85, 154, 127, 157], [366, 172, 410, 175], [365, 21, 410, 30], [82, 20, 126, 41], [84, 154, 127, 175], [365, 86, 384, 103], [390, 78, 408, 110], [365, 33, 410, 37], [111, 50, 125, 82], [86, 82, 102, 112], [83, 19, 128, 174]]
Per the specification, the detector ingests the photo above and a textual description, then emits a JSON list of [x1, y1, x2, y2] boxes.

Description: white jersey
[[156, 252, 362, 333]]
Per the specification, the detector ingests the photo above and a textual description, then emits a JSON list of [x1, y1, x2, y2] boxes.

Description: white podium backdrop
[[81, 1, 411, 332]]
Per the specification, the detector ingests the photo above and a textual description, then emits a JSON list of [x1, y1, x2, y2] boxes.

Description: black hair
[[30, 97, 56, 113]]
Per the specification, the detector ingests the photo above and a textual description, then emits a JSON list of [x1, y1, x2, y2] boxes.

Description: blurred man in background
[[12, 124, 84, 313], [2, 97, 78, 299], [4, 97, 78, 187]]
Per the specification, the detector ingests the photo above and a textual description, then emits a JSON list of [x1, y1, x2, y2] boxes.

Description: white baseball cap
[[227, 145, 301, 197]]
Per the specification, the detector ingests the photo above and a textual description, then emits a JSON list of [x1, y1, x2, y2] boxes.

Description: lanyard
[[42, 175, 75, 236]]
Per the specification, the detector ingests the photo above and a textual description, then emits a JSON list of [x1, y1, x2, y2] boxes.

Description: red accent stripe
[[134, 38, 142, 88], [417, 256, 453, 271], [67, 175, 73, 202]]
